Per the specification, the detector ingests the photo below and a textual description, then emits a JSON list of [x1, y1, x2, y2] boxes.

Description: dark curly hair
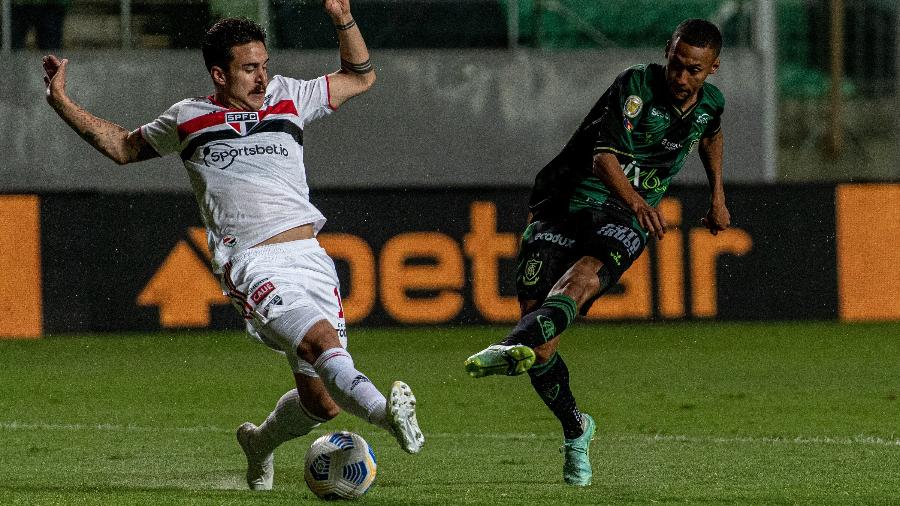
[[671, 19, 722, 57], [202, 17, 267, 72]]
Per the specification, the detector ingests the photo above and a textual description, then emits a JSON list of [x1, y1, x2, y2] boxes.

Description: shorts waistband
[[227, 237, 321, 266]]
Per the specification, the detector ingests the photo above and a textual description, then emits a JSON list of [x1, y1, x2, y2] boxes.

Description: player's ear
[[709, 56, 720, 75], [210, 65, 227, 87]]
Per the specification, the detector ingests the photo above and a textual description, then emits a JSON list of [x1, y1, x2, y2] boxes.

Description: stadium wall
[[1, 49, 765, 192], [1, 184, 898, 338]]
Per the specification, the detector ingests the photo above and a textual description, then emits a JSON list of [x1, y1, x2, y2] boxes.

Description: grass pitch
[[0, 322, 898, 505]]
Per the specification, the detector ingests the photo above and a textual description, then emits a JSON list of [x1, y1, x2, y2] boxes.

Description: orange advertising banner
[[0, 195, 42, 338], [836, 184, 900, 321], [5, 184, 899, 336]]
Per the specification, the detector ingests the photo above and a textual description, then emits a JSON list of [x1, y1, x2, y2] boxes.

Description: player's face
[[664, 38, 719, 107], [221, 41, 269, 111]]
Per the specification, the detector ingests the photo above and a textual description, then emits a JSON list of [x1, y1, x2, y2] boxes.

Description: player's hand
[[701, 202, 731, 236], [632, 200, 666, 241], [42, 54, 68, 106], [323, 0, 350, 21]]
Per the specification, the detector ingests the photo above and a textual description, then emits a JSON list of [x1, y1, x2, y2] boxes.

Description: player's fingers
[[44, 54, 61, 71], [643, 211, 663, 240], [651, 212, 665, 240]]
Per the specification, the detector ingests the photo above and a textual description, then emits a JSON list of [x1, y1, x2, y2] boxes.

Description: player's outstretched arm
[[323, 0, 376, 109], [698, 129, 730, 235], [593, 152, 667, 240], [42, 55, 158, 165]]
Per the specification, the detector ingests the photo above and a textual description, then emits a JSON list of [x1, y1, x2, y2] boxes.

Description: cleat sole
[[464, 345, 536, 378]]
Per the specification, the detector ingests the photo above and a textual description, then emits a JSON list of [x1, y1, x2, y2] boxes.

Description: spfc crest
[[224, 111, 259, 135], [523, 258, 543, 286]]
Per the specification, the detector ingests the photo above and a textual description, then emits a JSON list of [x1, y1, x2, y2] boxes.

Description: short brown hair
[[202, 17, 266, 72]]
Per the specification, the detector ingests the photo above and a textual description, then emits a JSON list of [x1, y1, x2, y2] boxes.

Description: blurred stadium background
[[1, 0, 898, 334], [0, 1, 898, 504]]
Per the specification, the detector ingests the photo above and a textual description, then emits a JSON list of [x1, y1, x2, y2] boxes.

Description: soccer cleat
[[561, 413, 596, 486], [387, 380, 425, 454], [464, 344, 536, 378], [236, 422, 274, 491]]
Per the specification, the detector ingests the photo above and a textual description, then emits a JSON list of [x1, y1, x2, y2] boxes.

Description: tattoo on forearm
[[340, 58, 373, 74], [335, 19, 356, 31]]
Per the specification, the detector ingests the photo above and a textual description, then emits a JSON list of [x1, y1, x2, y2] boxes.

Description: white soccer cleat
[[387, 381, 425, 454], [236, 422, 274, 491]]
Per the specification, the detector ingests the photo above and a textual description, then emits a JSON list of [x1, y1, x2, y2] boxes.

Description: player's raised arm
[[42, 54, 158, 165], [698, 129, 730, 235], [322, 0, 375, 108]]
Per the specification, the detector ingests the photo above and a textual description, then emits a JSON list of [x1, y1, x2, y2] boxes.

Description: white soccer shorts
[[221, 238, 348, 375]]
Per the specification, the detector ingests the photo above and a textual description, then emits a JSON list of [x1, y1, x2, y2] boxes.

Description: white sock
[[313, 348, 389, 429], [254, 389, 323, 455]]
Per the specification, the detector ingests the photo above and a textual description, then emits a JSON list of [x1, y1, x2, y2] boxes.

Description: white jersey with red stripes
[[140, 74, 335, 273]]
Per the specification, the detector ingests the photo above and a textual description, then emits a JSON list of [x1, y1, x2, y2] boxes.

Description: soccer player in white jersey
[[42, 0, 424, 491]]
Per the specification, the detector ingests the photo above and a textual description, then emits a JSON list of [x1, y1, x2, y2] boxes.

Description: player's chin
[[248, 94, 265, 109]]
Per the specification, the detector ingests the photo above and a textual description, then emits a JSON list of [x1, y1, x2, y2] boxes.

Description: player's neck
[[671, 93, 699, 114], [212, 92, 257, 111]]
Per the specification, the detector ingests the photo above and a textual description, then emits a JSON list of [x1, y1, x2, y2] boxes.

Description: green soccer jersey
[[529, 63, 725, 216]]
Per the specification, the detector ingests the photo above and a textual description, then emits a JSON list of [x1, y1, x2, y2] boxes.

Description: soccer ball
[[304, 431, 377, 500]]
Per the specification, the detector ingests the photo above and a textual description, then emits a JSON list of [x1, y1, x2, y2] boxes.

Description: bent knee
[[296, 320, 342, 364]]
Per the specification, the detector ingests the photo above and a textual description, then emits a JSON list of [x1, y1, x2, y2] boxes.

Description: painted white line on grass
[[2, 421, 898, 448], [0, 421, 229, 434], [637, 433, 900, 447]]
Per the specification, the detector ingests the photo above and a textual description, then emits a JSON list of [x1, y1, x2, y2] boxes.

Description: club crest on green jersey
[[623, 95, 643, 118]]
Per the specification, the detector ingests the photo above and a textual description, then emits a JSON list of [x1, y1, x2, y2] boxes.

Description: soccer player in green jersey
[[464, 19, 732, 486]]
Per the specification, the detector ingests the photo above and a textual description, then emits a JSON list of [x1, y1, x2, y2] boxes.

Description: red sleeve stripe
[[178, 111, 227, 141], [325, 74, 337, 111], [262, 99, 299, 117]]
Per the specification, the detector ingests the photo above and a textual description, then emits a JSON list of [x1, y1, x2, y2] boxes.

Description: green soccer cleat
[[562, 413, 596, 486], [464, 344, 536, 378]]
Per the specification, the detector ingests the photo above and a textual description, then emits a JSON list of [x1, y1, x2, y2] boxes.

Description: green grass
[[0, 323, 898, 505]]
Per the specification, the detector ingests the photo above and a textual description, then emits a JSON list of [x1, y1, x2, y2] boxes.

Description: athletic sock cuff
[[542, 294, 577, 326], [312, 348, 351, 369], [528, 352, 559, 377]]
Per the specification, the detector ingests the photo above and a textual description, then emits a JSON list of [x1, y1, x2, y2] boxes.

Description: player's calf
[[502, 294, 577, 349]]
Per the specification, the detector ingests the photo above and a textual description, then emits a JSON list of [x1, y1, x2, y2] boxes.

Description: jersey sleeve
[[593, 67, 645, 158], [139, 103, 181, 156], [701, 85, 725, 138], [273, 75, 334, 127]]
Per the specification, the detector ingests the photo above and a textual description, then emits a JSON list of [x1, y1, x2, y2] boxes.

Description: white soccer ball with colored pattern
[[304, 431, 377, 500]]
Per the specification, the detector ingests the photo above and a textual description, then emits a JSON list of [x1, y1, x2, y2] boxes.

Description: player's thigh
[[574, 209, 647, 313], [548, 255, 607, 305], [294, 372, 340, 420]]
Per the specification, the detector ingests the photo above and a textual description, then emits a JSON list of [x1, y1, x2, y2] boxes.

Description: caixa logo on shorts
[[597, 224, 641, 256], [201, 142, 290, 170], [534, 231, 575, 248]]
